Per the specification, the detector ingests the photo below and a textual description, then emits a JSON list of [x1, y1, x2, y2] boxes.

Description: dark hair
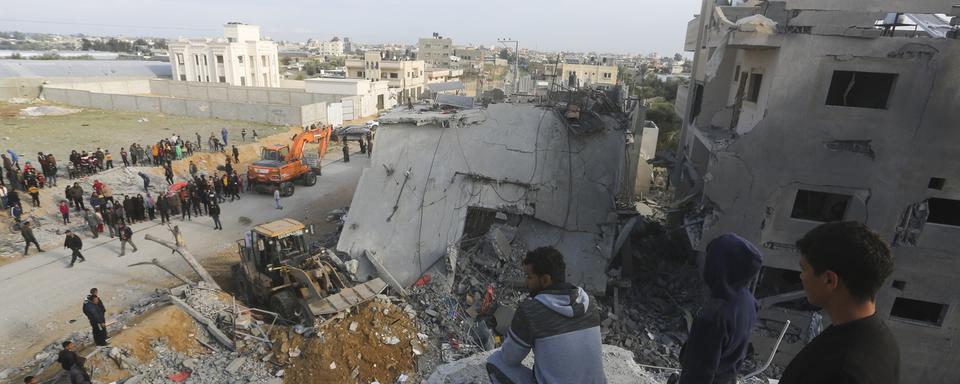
[[24, 376, 35, 383], [523, 247, 566, 283], [796, 221, 893, 302], [61, 340, 72, 348]]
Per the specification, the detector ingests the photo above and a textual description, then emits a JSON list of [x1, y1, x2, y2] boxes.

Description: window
[[179, 74, 186, 81], [927, 198, 960, 226], [790, 190, 852, 222], [203, 56, 207, 66], [892, 280, 906, 290], [219, 76, 226, 83], [826, 71, 897, 109], [928, 177, 946, 190], [195, 55, 200, 65], [890, 297, 948, 326], [240, 76, 246, 86], [357, 71, 364, 77], [390, 73, 398, 79], [734, 65, 741, 81], [238, 56, 244, 64], [746, 73, 763, 102], [262, 55, 267, 66], [197, 75, 202, 81], [216, 55, 224, 64], [176, 53, 184, 65]]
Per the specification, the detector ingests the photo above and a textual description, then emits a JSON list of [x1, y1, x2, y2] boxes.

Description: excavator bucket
[[306, 278, 389, 316]]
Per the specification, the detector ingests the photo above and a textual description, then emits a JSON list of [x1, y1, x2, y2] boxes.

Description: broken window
[[790, 190, 852, 222], [928, 177, 946, 190], [734, 65, 741, 81], [927, 198, 960, 226], [691, 83, 704, 120], [755, 266, 818, 311], [890, 297, 947, 326], [825, 71, 897, 109], [219, 76, 226, 83], [746, 73, 763, 103]]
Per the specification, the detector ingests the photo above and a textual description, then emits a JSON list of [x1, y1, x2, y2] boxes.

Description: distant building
[[453, 47, 485, 70], [343, 37, 352, 54], [544, 63, 618, 88], [311, 37, 344, 57], [417, 35, 453, 67], [346, 51, 425, 104], [167, 23, 280, 87]]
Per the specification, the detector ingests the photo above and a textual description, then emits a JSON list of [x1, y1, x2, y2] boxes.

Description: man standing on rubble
[[57, 341, 91, 384], [779, 222, 899, 384], [83, 288, 108, 346], [678, 233, 762, 384], [486, 247, 605, 384]]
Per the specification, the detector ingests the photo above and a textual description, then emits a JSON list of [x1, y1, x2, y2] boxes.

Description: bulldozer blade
[[307, 278, 388, 316]]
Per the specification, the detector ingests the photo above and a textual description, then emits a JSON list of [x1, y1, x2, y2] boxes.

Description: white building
[[168, 23, 280, 87], [311, 37, 344, 57], [304, 77, 394, 118]]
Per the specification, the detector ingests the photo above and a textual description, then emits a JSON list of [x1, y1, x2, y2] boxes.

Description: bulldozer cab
[[238, 218, 310, 288], [261, 145, 290, 162]]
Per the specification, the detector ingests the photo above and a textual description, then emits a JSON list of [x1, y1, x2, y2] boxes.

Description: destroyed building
[[336, 90, 650, 293], [673, 0, 960, 381]]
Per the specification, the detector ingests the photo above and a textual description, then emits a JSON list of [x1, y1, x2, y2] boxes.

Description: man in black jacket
[[209, 203, 222, 230], [83, 290, 108, 346], [780, 221, 899, 384], [20, 221, 42, 255], [64, 230, 86, 267], [118, 223, 137, 256], [57, 341, 91, 383]]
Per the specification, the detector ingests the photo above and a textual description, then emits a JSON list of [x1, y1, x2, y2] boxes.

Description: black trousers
[[23, 239, 40, 254], [92, 324, 108, 346], [70, 248, 85, 264], [212, 215, 222, 229]]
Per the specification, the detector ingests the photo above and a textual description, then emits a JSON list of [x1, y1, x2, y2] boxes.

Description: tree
[[280, 56, 292, 66], [646, 101, 681, 150]]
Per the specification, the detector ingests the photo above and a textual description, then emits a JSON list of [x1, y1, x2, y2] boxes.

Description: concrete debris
[[383, 336, 401, 345]]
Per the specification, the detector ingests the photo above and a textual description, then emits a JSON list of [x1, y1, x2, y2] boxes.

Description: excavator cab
[[260, 145, 290, 163]]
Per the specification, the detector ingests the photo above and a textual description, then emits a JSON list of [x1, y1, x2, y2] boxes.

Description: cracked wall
[[684, 32, 960, 381], [336, 103, 627, 292]]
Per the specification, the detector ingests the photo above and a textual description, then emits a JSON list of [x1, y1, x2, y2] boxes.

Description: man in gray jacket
[[486, 247, 605, 384]]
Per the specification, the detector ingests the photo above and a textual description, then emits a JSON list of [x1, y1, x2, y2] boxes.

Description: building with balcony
[[346, 51, 425, 104], [543, 62, 618, 88], [168, 23, 280, 87], [672, 1, 960, 381], [310, 37, 344, 57]]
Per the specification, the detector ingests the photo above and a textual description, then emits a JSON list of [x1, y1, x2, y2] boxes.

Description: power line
[[0, 18, 220, 32]]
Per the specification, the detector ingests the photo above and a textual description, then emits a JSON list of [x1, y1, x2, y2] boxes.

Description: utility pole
[[497, 38, 519, 96]]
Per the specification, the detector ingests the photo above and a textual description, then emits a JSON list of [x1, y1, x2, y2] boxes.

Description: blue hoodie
[[680, 233, 763, 384]]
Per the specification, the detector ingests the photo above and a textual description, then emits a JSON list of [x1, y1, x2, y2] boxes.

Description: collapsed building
[[335, 90, 651, 293], [674, 0, 960, 381]]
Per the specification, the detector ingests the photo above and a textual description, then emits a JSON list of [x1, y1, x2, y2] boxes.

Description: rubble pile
[[276, 298, 420, 383], [408, 223, 530, 378]]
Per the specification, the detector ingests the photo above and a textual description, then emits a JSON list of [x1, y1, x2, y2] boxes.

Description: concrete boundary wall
[[42, 83, 325, 126], [146, 79, 348, 107]]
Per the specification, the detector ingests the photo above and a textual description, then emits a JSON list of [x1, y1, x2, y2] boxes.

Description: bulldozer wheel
[[268, 290, 300, 323], [280, 182, 295, 197], [301, 170, 317, 186], [231, 264, 256, 305]]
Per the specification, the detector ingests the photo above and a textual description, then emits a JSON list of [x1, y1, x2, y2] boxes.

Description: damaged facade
[[336, 89, 650, 293], [673, 0, 960, 381]]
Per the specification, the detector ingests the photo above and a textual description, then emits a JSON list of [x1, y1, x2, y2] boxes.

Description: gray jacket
[[502, 283, 606, 384]]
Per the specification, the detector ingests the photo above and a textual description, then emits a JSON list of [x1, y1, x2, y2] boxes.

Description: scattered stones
[[348, 321, 358, 332], [382, 336, 400, 345]]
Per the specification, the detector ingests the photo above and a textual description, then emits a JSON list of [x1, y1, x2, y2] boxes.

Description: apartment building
[[543, 62, 618, 88], [168, 23, 280, 87], [346, 51, 425, 104], [673, 1, 960, 382], [310, 37, 344, 56], [417, 35, 453, 67]]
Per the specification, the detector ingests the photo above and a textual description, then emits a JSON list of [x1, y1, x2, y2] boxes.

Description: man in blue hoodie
[[486, 247, 605, 384], [679, 233, 763, 384]]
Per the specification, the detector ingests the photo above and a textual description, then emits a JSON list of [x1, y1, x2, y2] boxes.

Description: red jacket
[[59, 202, 70, 215]]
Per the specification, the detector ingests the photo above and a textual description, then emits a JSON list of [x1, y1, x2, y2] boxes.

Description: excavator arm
[[286, 126, 333, 163]]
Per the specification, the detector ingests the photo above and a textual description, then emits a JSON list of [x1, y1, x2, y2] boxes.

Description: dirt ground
[[276, 301, 421, 384], [0, 99, 285, 165]]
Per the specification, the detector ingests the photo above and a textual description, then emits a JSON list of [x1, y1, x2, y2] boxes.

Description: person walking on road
[[84, 209, 101, 239], [21, 221, 42, 255], [27, 185, 40, 207], [59, 200, 71, 224], [83, 291, 108, 346], [118, 222, 138, 256], [221, 127, 229, 146], [157, 194, 170, 224], [57, 341, 91, 384], [232, 145, 239, 163], [164, 165, 175, 185], [342, 138, 350, 163], [241, 128, 247, 142], [252, 129, 259, 141], [274, 188, 282, 210], [64, 230, 86, 267], [210, 203, 222, 230]]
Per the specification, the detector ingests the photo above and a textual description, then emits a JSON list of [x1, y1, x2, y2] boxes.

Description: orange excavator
[[248, 125, 333, 197]]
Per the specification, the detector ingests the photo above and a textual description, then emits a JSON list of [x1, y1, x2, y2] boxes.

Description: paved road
[[0, 152, 370, 369]]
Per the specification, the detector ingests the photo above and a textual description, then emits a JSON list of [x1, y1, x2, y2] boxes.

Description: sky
[[2, 0, 701, 55]]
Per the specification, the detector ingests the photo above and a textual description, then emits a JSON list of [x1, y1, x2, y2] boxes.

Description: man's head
[[796, 221, 894, 308], [65, 230, 72, 236], [62, 341, 73, 350], [24, 375, 37, 384], [90, 288, 99, 297], [523, 247, 566, 295]]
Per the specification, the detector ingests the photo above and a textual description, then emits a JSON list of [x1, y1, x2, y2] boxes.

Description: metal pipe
[[742, 320, 791, 381]]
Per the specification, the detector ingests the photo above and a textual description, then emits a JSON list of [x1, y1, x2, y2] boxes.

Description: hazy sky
[[2, 0, 700, 55]]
